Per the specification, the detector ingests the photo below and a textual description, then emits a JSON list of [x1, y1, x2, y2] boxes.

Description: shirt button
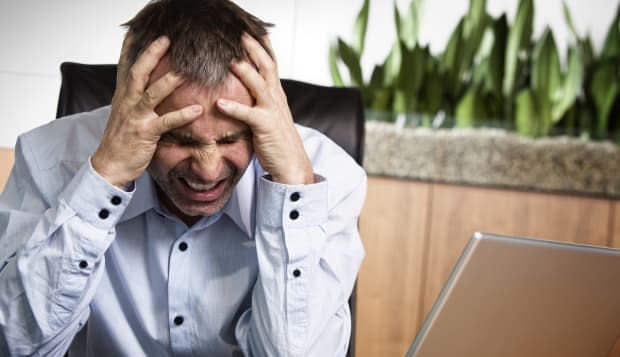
[[289, 210, 299, 220], [293, 269, 301, 278], [290, 192, 300, 202], [98, 209, 109, 219], [79, 260, 88, 269], [179, 242, 188, 252], [173, 316, 184, 326], [111, 195, 122, 205]]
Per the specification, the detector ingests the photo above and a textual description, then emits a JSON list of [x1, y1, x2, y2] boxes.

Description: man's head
[[123, 0, 273, 225], [123, 0, 272, 86]]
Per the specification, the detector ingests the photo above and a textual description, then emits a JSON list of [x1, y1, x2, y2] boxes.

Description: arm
[[0, 143, 132, 356], [0, 34, 201, 356], [218, 34, 366, 356]]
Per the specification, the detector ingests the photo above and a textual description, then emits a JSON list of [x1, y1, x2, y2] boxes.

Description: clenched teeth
[[182, 178, 219, 191]]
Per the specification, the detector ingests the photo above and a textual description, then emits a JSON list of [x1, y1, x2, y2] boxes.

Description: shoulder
[[13, 106, 110, 202], [18, 106, 110, 172], [295, 124, 367, 203]]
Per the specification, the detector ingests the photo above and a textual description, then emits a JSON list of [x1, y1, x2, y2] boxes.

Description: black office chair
[[57, 62, 365, 356]]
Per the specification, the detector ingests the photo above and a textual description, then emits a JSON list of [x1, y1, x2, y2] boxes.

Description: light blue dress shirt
[[0, 106, 366, 356]]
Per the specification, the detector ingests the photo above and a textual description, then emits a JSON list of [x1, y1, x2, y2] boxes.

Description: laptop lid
[[406, 232, 620, 357]]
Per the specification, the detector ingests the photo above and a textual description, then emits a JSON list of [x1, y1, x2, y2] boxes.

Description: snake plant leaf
[[328, 42, 345, 87], [442, 18, 465, 101], [395, 0, 422, 49], [464, 0, 487, 40], [562, 0, 579, 41], [503, 0, 533, 97], [369, 64, 385, 91], [420, 63, 444, 115], [515, 89, 539, 137], [531, 28, 562, 134], [392, 89, 408, 114], [601, 3, 620, 60], [338, 38, 364, 87], [353, 0, 370, 55], [590, 62, 620, 137], [486, 14, 508, 96], [370, 88, 393, 112], [552, 46, 584, 123], [383, 41, 403, 87], [455, 87, 488, 127], [398, 43, 427, 105]]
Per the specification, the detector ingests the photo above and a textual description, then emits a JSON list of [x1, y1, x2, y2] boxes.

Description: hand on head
[[217, 33, 314, 185], [92, 35, 203, 188]]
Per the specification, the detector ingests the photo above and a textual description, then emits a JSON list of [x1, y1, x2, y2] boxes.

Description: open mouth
[[181, 178, 220, 192]]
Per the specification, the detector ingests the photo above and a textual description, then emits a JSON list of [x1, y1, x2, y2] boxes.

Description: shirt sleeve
[[0, 139, 133, 356], [235, 167, 367, 357]]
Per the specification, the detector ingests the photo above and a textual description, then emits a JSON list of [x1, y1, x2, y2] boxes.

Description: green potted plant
[[330, 0, 620, 141]]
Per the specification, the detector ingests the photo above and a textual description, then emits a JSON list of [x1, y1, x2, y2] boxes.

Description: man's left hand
[[216, 33, 314, 185]]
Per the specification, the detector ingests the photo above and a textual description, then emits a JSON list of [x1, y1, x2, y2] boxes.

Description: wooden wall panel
[[612, 202, 620, 249], [423, 183, 612, 319], [356, 177, 431, 357], [0, 147, 15, 191]]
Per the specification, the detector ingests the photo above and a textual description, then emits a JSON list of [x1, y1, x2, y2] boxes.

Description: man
[[0, 0, 366, 356]]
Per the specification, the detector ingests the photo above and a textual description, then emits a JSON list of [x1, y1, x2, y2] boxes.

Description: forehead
[[151, 56, 253, 139]]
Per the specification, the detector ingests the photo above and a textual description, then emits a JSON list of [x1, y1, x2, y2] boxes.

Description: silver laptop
[[406, 232, 620, 357]]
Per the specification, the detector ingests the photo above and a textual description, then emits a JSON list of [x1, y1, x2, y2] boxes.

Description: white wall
[[0, 0, 616, 148]]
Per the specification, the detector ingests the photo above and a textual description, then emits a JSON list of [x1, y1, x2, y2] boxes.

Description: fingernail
[[218, 99, 230, 108], [157, 36, 169, 46], [191, 105, 202, 114]]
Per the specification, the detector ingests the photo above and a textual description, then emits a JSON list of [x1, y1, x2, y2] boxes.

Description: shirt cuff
[[256, 174, 328, 230], [59, 158, 134, 231]]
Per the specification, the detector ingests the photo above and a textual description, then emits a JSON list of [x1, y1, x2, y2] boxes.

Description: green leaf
[[590, 62, 620, 137], [442, 19, 464, 99], [338, 38, 364, 87], [503, 0, 534, 97], [552, 46, 584, 122], [392, 89, 408, 114], [531, 28, 562, 134], [397, 0, 422, 49], [353, 0, 370, 55], [420, 64, 444, 115], [383, 41, 403, 87], [601, 3, 620, 59], [486, 14, 508, 96], [515, 89, 539, 137], [464, 0, 487, 39], [398, 43, 427, 104], [531, 29, 562, 96], [328, 43, 344, 87], [455, 88, 487, 127], [562, 0, 579, 40]]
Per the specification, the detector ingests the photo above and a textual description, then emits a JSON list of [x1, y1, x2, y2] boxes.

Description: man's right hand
[[91, 35, 203, 188]]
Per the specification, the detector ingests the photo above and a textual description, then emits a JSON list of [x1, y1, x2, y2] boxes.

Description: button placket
[[168, 231, 193, 354]]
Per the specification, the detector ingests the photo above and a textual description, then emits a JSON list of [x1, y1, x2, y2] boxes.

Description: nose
[[190, 145, 223, 182]]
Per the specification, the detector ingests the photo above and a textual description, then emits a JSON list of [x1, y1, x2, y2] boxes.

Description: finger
[[126, 36, 171, 100], [153, 105, 203, 135], [216, 98, 258, 128], [261, 35, 277, 64], [117, 33, 134, 87], [230, 60, 269, 103], [139, 71, 185, 111], [241, 33, 279, 86]]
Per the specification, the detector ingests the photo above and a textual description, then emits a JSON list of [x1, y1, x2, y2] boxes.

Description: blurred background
[[0, 0, 616, 147]]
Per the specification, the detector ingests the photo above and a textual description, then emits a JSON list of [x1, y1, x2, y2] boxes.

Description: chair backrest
[[57, 62, 365, 165], [56, 62, 364, 357]]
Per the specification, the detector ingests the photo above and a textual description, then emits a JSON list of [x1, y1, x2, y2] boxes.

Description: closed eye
[[216, 129, 252, 145]]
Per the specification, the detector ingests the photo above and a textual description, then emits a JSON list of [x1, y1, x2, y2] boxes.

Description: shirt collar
[[119, 157, 262, 240]]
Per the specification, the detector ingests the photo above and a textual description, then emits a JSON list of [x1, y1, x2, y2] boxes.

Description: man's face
[[147, 58, 254, 224]]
